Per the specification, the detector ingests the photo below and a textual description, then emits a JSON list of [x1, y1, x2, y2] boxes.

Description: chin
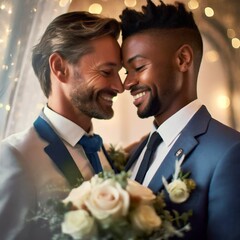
[[137, 110, 151, 119], [94, 109, 114, 120], [137, 106, 157, 119]]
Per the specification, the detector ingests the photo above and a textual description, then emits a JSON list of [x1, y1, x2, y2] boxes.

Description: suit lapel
[[148, 134, 198, 193], [34, 116, 84, 188], [125, 135, 149, 171], [149, 106, 211, 193]]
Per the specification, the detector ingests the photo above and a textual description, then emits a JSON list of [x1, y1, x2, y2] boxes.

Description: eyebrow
[[99, 62, 122, 70], [127, 55, 145, 64], [100, 62, 119, 67]]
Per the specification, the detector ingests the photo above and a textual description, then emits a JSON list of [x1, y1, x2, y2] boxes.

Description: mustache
[[130, 85, 149, 94], [99, 88, 118, 97]]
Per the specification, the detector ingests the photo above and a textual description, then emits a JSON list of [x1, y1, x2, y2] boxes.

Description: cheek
[[81, 72, 106, 90]]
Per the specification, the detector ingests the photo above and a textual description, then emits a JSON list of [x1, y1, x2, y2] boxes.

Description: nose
[[123, 74, 138, 91], [111, 74, 124, 93]]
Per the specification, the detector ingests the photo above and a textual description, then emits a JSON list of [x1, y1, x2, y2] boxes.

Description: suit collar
[[149, 106, 211, 193], [43, 106, 87, 147], [158, 100, 202, 147], [34, 116, 84, 188]]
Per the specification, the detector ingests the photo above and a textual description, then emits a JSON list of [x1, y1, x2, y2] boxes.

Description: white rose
[[131, 204, 162, 233], [63, 181, 92, 209], [61, 209, 95, 239], [85, 179, 130, 220], [167, 179, 189, 203], [126, 179, 156, 203], [62, 175, 104, 209]]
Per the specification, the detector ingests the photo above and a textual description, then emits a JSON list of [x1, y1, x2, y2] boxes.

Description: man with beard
[[120, 0, 240, 239], [0, 12, 123, 240]]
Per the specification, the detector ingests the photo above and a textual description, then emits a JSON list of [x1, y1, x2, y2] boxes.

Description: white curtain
[[0, 0, 69, 139]]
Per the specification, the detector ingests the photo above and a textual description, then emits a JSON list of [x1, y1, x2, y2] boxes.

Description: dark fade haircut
[[32, 11, 120, 98], [120, 0, 203, 71]]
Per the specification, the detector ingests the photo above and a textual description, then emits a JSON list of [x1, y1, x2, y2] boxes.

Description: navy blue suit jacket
[[126, 106, 240, 240]]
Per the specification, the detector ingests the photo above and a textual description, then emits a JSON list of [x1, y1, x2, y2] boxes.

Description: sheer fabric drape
[[0, 0, 68, 140]]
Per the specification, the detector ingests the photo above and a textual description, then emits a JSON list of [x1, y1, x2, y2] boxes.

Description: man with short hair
[[0, 11, 123, 239], [121, 1, 240, 239]]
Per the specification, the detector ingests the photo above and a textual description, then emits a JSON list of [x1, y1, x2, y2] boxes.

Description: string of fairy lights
[[0, 0, 239, 136]]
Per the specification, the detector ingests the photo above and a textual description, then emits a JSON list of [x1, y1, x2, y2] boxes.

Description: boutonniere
[[162, 155, 196, 204]]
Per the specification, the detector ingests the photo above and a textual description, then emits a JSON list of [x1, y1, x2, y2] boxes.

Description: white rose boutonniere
[[162, 155, 196, 204]]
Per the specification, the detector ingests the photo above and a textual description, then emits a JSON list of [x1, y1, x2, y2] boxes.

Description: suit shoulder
[[208, 118, 240, 140], [0, 126, 47, 165]]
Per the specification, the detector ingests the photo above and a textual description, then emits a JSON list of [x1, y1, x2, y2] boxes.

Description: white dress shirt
[[130, 100, 202, 186], [43, 106, 112, 180]]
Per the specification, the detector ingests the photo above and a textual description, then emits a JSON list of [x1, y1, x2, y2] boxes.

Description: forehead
[[91, 36, 120, 55], [122, 31, 174, 61], [84, 36, 121, 67]]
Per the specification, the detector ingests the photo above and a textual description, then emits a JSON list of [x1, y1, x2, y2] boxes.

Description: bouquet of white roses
[[36, 170, 193, 240]]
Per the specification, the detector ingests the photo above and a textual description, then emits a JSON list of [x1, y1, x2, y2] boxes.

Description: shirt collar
[[43, 105, 93, 147], [152, 99, 202, 146]]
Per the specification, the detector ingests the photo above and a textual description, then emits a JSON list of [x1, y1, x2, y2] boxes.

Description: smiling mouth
[[133, 91, 146, 101], [100, 94, 117, 106]]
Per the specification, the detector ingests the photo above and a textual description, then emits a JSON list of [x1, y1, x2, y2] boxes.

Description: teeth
[[133, 92, 146, 100], [102, 96, 113, 101]]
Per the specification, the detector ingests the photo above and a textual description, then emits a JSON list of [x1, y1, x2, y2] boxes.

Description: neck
[[47, 102, 93, 133]]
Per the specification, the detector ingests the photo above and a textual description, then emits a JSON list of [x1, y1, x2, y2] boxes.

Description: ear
[[176, 44, 193, 72], [49, 52, 68, 82]]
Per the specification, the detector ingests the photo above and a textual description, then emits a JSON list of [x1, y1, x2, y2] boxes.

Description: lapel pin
[[175, 148, 183, 158]]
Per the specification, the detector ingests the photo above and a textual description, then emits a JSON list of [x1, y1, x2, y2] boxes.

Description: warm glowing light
[[205, 50, 219, 62], [17, 40, 21, 45], [89, 3, 102, 14], [0, 103, 3, 108], [0, 4, 6, 10], [33, 8, 37, 12], [227, 29, 235, 39], [5, 104, 11, 111], [217, 95, 230, 109], [188, 0, 199, 10], [204, 7, 214, 17], [59, 0, 71, 7], [8, 8, 12, 14], [2, 64, 8, 70], [232, 38, 240, 49], [0, 39, 3, 43], [124, 0, 137, 7]]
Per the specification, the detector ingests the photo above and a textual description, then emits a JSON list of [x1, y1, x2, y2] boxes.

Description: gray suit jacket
[[0, 115, 113, 240], [0, 126, 69, 239], [126, 106, 240, 240]]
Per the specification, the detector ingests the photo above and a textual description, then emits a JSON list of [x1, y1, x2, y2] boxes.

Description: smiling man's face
[[122, 31, 186, 122]]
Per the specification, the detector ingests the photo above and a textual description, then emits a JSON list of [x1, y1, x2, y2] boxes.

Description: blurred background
[[0, 0, 239, 147]]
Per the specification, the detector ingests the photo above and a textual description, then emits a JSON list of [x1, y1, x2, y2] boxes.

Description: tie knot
[[79, 134, 103, 154], [147, 132, 162, 150]]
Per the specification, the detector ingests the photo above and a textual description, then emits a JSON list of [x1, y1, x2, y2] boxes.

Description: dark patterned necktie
[[135, 132, 162, 184], [78, 134, 103, 174]]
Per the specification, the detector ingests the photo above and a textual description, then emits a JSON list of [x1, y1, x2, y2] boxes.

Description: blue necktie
[[135, 132, 162, 184], [78, 134, 103, 174]]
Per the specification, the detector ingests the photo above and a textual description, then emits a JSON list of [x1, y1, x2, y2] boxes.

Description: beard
[[137, 93, 160, 119], [70, 86, 114, 120]]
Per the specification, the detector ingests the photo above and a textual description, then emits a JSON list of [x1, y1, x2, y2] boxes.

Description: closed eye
[[101, 70, 112, 77], [135, 65, 145, 72]]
